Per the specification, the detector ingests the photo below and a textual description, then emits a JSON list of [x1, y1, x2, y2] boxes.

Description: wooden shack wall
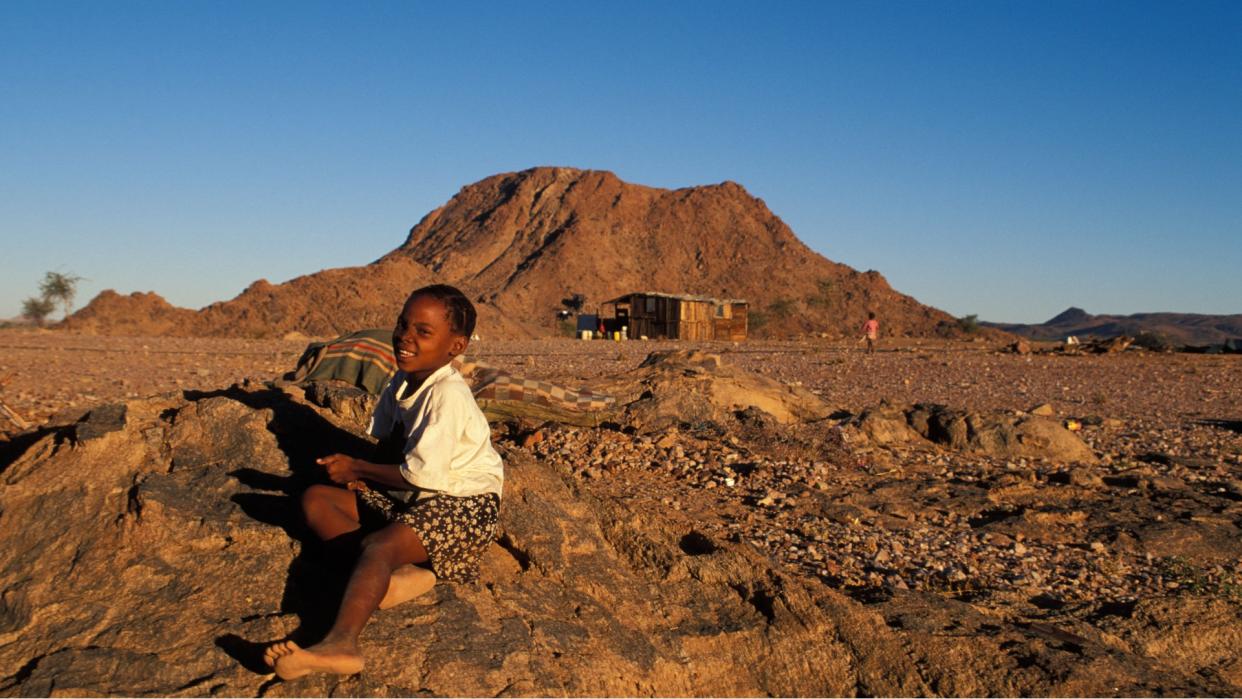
[[618, 295, 748, 341], [624, 294, 678, 340], [708, 303, 747, 341], [676, 299, 713, 341], [727, 302, 748, 341]]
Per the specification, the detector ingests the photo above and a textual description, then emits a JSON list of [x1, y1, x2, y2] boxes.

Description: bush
[[768, 298, 796, 319], [806, 279, 833, 308], [957, 314, 980, 334], [39, 271, 84, 318], [21, 296, 56, 326]]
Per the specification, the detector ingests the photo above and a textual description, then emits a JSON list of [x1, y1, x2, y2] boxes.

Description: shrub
[[21, 296, 56, 326], [806, 279, 833, 308], [768, 298, 796, 319], [39, 271, 84, 318]]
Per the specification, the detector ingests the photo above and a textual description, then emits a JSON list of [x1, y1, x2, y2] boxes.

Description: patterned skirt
[[354, 485, 500, 584]]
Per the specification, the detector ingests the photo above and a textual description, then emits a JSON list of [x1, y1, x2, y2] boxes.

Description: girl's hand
[[317, 454, 360, 483]]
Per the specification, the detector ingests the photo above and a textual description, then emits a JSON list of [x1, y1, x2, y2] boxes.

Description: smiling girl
[[264, 284, 503, 680]]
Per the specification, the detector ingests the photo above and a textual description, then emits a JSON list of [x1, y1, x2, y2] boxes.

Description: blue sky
[[2, 1, 1238, 324]]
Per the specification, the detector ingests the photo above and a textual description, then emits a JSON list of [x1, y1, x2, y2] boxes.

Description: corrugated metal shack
[[602, 292, 748, 341]]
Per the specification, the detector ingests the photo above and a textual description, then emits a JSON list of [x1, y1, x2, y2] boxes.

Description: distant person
[[861, 312, 879, 354], [263, 284, 503, 680]]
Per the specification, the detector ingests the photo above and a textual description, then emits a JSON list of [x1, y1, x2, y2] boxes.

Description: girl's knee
[[301, 484, 333, 512], [360, 525, 425, 566], [301, 484, 350, 521], [359, 527, 396, 552]]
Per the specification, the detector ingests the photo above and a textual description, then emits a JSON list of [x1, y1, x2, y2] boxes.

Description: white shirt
[[368, 363, 504, 498]]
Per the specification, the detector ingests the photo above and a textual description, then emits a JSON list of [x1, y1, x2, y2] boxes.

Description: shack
[[602, 292, 748, 341]]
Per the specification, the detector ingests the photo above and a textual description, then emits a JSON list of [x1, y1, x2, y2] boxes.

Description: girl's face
[[392, 294, 467, 381]]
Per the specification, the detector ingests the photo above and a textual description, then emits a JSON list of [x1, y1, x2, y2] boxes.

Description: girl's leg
[[265, 523, 429, 679], [301, 484, 361, 541]]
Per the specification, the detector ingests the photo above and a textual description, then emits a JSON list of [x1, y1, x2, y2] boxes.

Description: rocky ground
[[2, 328, 1242, 694]]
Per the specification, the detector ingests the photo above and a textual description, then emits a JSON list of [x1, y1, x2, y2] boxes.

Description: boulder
[[850, 403, 1097, 464], [856, 403, 924, 445], [907, 404, 1097, 463], [595, 350, 832, 432]]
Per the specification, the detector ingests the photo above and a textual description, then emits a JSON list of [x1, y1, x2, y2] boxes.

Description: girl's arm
[[317, 454, 415, 490]]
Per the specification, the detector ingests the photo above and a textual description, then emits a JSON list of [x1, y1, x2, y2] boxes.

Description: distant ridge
[[1044, 307, 1093, 326], [67, 167, 963, 339], [984, 307, 1242, 347]]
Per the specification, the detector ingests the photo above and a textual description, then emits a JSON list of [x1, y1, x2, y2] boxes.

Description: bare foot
[[262, 639, 363, 680], [379, 564, 437, 610]]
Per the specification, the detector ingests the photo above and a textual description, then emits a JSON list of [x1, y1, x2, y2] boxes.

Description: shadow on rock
[[184, 384, 375, 477], [1192, 418, 1242, 435], [180, 385, 373, 661], [214, 633, 274, 675]]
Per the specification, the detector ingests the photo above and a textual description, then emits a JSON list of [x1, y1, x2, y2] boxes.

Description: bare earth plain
[[3, 328, 1242, 694]]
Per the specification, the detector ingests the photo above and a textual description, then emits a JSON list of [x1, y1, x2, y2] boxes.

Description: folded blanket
[[288, 329, 396, 397], [291, 330, 615, 415]]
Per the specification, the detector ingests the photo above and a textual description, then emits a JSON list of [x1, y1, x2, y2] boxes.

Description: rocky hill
[[65, 258, 533, 340], [66, 167, 959, 339], [986, 307, 1242, 348]]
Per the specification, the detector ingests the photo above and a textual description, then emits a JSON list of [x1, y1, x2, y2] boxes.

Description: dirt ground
[[4, 328, 1242, 688], [3, 329, 1241, 598], [3, 329, 1235, 433]]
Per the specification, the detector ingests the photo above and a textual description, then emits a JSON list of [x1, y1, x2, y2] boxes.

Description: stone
[[855, 403, 923, 445], [902, 404, 1098, 463], [595, 350, 833, 432], [1009, 339, 1033, 355]]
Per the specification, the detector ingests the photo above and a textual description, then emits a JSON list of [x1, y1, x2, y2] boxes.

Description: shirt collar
[[395, 362, 457, 404]]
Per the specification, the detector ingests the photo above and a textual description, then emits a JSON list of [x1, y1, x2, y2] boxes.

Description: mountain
[[985, 307, 1242, 347], [66, 167, 960, 339]]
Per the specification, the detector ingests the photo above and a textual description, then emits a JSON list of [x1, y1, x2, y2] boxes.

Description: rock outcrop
[[64, 167, 961, 339], [1, 364, 1237, 694], [385, 168, 957, 339], [595, 349, 833, 432], [0, 385, 910, 696], [854, 402, 1098, 463]]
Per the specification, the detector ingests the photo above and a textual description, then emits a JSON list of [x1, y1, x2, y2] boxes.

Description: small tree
[[806, 278, 833, 308], [38, 271, 84, 319], [957, 314, 980, 334], [21, 296, 56, 327], [768, 298, 796, 319]]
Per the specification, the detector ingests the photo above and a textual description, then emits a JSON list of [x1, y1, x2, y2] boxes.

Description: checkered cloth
[[458, 360, 615, 413], [291, 329, 614, 414]]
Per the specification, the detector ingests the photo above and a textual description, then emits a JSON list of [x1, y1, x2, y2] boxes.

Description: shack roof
[[602, 291, 748, 305]]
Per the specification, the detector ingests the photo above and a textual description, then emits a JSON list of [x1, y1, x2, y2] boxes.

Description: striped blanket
[[290, 329, 615, 415], [289, 329, 396, 396]]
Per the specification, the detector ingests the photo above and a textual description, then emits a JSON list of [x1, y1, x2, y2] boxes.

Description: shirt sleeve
[[398, 389, 464, 491], [367, 379, 398, 440]]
